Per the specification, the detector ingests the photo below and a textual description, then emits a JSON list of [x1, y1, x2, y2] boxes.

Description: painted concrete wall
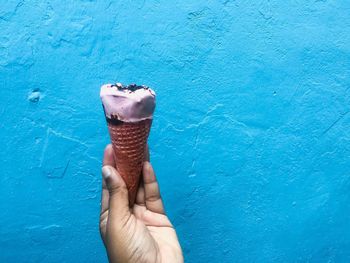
[[1, 1, 350, 262]]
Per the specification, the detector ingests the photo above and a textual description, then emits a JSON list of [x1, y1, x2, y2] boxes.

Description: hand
[[99, 144, 184, 263]]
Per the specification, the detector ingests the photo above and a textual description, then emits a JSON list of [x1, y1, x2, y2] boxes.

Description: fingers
[[143, 162, 165, 214], [102, 165, 130, 224], [135, 145, 150, 206], [144, 144, 150, 162], [103, 144, 116, 166], [101, 145, 115, 215], [135, 183, 145, 206]]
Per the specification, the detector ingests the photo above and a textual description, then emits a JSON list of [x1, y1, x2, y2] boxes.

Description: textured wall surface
[[1, 1, 350, 262]]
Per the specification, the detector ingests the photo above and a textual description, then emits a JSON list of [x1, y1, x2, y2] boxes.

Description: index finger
[[101, 144, 115, 215], [143, 162, 165, 214], [103, 144, 116, 167]]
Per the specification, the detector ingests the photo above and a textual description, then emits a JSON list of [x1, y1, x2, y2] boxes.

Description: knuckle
[[147, 193, 160, 202]]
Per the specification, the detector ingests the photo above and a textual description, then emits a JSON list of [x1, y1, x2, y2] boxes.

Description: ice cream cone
[[107, 119, 152, 206], [100, 82, 156, 207]]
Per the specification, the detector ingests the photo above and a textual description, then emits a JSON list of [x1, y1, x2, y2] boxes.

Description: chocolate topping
[[100, 83, 156, 122], [111, 83, 149, 92]]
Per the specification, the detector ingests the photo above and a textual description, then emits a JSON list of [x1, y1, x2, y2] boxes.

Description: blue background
[[1, 1, 350, 262]]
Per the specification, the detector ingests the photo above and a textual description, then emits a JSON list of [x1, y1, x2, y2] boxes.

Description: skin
[[100, 144, 184, 263]]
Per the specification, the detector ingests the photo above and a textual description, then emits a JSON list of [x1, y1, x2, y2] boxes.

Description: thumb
[[102, 165, 130, 222]]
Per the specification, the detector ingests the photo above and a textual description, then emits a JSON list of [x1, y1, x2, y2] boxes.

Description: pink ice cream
[[100, 83, 156, 122]]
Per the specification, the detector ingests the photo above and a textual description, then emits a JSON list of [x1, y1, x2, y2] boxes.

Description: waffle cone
[[107, 119, 152, 206]]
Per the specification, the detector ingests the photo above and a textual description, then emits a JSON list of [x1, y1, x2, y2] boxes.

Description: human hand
[[99, 144, 184, 263]]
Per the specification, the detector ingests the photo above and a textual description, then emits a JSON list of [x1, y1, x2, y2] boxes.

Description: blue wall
[[1, 1, 350, 262]]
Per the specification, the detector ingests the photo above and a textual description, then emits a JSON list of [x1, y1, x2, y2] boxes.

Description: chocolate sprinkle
[[111, 83, 149, 92]]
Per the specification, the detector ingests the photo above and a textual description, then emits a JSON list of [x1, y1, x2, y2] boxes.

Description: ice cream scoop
[[100, 83, 156, 206], [100, 83, 156, 122]]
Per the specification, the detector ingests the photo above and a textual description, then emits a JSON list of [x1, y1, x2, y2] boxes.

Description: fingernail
[[102, 166, 112, 180]]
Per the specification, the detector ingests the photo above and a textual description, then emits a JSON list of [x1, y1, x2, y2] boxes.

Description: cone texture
[[107, 119, 152, 206]]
